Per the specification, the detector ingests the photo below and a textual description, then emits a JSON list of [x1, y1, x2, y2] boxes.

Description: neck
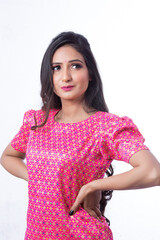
[[60, 100, 86, 118], [55, 99, 95, 123]]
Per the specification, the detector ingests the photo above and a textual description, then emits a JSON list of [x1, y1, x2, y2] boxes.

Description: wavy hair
[[32, 31, 113, 225]]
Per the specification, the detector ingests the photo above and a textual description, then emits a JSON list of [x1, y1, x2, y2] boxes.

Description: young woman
[[1, 31, 160, 240]]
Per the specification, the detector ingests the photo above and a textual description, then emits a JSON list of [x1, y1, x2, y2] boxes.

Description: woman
[[1, 31, 160, 240]]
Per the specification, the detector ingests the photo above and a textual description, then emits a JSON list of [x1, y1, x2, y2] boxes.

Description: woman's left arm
[[70, 150, 160, 214], [91, 150, 160, 191]]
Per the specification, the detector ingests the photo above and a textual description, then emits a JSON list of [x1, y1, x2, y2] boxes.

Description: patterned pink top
[[11, 109, 149, 240]]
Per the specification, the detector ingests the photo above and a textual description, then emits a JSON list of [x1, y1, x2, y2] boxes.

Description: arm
[[69, 150, 160, 214], [90, 150, 160, 191], [0, 143, 28, 181], [1, 143, 102, 218], [81, 190, 102, 219]]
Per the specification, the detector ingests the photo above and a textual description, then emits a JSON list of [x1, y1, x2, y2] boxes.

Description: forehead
[[52, 45, 84, 62]]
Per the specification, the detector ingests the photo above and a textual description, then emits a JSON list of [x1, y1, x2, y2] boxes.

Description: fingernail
[[69, 210, 74, 216]]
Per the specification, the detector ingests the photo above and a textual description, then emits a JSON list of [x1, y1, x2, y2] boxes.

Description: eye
[[51, 65, 61, 71], [72, 63, 82, 69]]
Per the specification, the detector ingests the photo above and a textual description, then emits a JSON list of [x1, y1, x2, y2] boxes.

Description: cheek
[[52, 78, 58, 94], [76, 70, 89, 82], [52, 74, 59, 87], [80, 74, 90, 88]]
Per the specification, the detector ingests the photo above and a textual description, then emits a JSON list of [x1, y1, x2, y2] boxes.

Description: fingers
[[69, 184, 91, 216], [69, 209, 75, 216], [69, 199, 82, 216], [85, 208, 99, 219], [86, 207, 102, 219], [69, 204, 102, 220], [94, 206, 102, 218], [69, 206, 102, 222], [69, 206, 79, 216]]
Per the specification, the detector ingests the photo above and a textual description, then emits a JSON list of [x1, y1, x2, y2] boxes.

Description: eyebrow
[[51, 59, 84, 65]]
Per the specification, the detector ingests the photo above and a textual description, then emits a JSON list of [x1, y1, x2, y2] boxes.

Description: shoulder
[[96, 111, 137, 132], [96, 111, 128, 124], [22, 109, 36, 124], [23, 108, 59, 125]]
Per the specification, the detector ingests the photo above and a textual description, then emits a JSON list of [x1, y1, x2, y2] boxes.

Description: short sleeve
[[100, 115, 149, 163], [11, 110, 35, 153]]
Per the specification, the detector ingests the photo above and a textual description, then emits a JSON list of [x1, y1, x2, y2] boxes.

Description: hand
[[82, 190, 102, 219], [69, 183, 102, 220]]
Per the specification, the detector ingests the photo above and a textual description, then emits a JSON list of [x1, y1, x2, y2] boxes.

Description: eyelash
[[51, 64, 82, 71], [52, 65, 61, 71], [72, 63, 82, 69]]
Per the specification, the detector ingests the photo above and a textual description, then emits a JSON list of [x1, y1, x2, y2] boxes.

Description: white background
[[0, 0, 160, 239]]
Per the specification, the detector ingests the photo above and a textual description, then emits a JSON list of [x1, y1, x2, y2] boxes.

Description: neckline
[[53, 109, 100, 125]]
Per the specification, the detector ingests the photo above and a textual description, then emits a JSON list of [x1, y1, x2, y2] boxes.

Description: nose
[[62, 66, 72, 82]]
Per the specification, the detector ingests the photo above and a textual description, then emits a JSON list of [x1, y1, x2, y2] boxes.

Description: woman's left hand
[[82, 190, 102, 219], [69, 150, 160, 217], [69, 183, 101, 218]]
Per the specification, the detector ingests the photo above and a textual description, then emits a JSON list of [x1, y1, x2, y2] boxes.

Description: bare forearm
[[0, 155, 28, 181], [69, 164, 160, 214], [70, 150, 160, 214], [88, 151, 160, 192], [89, 169, 158, 193], [88, 153, 160, 193]]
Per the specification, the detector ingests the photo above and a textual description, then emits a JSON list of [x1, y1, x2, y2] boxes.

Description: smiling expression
[[51, 45, 90, 104]]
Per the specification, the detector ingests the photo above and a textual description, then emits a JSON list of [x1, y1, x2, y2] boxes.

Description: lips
[[61, 85, 74, 91]]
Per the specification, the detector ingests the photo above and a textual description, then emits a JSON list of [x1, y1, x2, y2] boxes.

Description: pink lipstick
[[61, 86, 74, 91]]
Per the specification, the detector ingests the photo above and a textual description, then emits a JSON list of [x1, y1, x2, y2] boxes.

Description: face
[[51, 45, 90, 103]]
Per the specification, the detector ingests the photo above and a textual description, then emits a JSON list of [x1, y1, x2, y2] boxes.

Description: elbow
[[0, 151, 10, 167], [156, 170, 160, 186], [0, 153, 5, 165], [147, 166, 160, 187]]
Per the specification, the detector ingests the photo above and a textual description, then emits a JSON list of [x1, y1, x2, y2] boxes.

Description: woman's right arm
[[0, 143, 28, 181]]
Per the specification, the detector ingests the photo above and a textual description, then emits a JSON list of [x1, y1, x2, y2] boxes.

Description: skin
[[1, 45, 160, 221], [0, 143, 101, 219], [51, 45, 95, 123], [0, 45, 102, 220], [71, 150, 160, 214], [50, 45, 160, 215]]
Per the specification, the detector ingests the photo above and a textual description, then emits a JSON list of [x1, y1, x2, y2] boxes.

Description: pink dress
[[11, 109, 149, 240]]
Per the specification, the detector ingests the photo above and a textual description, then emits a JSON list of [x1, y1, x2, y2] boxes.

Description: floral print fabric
[[11, 109, 149, 239]]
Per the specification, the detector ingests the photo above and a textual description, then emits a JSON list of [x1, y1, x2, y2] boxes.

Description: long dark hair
[[32, 31, 113, 225]]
